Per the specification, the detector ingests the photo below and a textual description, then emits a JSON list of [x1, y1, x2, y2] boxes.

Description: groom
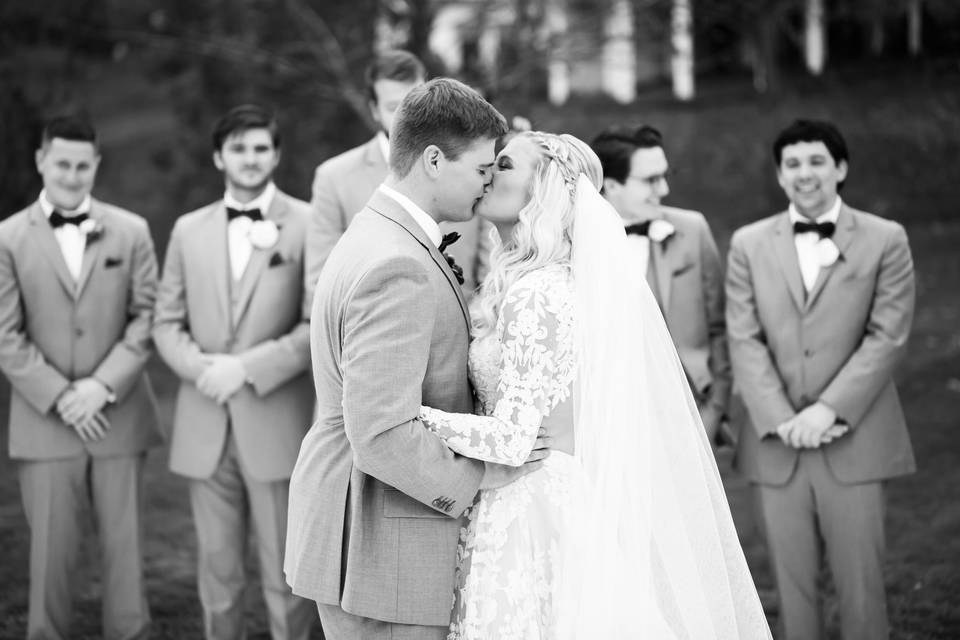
[[285, 78, 543, 639]]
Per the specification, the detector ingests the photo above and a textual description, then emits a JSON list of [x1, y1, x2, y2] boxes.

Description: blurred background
[[1, 0, 959, 637]]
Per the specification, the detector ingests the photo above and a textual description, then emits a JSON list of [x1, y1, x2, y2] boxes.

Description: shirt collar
[[223, 181, 276, 215], [376, 131, 390, 164], [39, 190, 92, 217], [378, 184, 442, 247], [789, 196, 842, 225]]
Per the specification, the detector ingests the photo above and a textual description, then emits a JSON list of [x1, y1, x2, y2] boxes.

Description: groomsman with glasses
[[306, 49, 494, 297], [726, 119, 915, 640], [0, 116, 162, 639], [153, 105, 316, 639], [591, 124, 731, 444]]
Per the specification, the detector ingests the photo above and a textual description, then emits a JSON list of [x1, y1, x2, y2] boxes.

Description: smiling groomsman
[[0, 116, 162, 639], [307, 49, 494, 296], [726, 119, 915, 640], [153, 105, 315, 639], [591, 124, 731, 442]]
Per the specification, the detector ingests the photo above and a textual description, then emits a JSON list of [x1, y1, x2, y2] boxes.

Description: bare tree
[[804, 0, 826, 75], [670, 0, 695, 100]]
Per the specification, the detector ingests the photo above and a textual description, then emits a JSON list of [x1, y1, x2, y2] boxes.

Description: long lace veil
[[554, 175, 772, 639]]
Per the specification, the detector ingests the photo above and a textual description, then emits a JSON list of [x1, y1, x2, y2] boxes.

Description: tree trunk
[[671, 0, 695, 101], [907, 0, 922, 57], [546, 0, 569, 106], [602, 0, 635, 104], [804, 0, 826, 75]]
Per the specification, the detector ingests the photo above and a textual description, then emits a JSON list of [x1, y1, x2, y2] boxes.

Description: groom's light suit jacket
[[0, 200, 161, 460], [726, 204, 916, 485], [285, 190, 485, 626], [153, 191, 314, 481]]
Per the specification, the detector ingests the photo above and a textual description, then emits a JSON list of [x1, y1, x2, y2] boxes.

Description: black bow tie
[[438, 232, 460, 254], [226, 207, 263, 222], [793, 220, 836, 238], [49, 210, 89, 228], [624, 221, 652, 237]]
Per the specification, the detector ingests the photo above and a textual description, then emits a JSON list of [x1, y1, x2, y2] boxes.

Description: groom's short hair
[[389, 78, 508, 179]]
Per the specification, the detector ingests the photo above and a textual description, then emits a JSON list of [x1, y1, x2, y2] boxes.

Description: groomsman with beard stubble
[[0, 116, 162, 639], [153, 105, 316, 639], [306, 49, 494, 296], [591, 125, 731, 443], [726, 119, 916, 640]]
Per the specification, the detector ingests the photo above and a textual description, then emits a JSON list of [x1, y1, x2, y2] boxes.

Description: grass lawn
[[1, 58, 958, 638]]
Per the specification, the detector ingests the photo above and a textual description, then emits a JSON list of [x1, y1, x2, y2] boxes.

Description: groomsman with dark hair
[[153, 105, 316, 639], [591, 124, 731, 442], [307, 49, 494, 295], [726, 119, 915, 640], [0, 115, 162, 639]]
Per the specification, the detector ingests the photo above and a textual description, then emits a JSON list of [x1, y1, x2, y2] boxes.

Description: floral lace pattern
[[418, 266, 577, 639]]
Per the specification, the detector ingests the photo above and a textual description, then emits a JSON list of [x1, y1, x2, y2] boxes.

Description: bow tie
[[438, 231, 460, 254], [227, 207, 263, 222], [624, 221, 652, 236], [49, 210, 89, 228], [793, 220, 836, 238]]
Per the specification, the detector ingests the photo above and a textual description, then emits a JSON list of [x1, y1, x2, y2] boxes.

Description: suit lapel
[[650, 216, 683, 314], [74, 201, 106, 299], [200, 203, 232, 327], [367, 190, 471, 330], [233, 193, 291, 325], [804, 205, 857, 311], [26, 203, 77, 297], [771, 212, 806, 312]]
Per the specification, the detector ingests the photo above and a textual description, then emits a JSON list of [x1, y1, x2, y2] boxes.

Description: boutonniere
[[248, 219, 280, 249], [648, 219, 676, 243], [78, 218, 105, 242], [816, 238, 840, 267]]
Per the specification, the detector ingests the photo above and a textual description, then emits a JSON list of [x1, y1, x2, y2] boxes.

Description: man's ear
[[602, 177, 622, 197], [422, 145, 443, 179], [213, 150, 224, 171], [836, 159, 848, 183], [35, 147, 46, 173]]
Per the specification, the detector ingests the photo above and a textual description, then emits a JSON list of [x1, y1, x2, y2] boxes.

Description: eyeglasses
[[626, 172, 669, 188]]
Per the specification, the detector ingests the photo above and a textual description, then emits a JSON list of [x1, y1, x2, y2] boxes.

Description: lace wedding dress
[[420, 265, 577, 639]]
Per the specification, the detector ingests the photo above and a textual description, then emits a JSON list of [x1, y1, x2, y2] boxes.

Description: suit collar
[[804, 204, 857, 310], [366, 190, 471, 328], [647, 209, 686, 313], [28, 199, 109, 299], [232, 191, 291, 323]]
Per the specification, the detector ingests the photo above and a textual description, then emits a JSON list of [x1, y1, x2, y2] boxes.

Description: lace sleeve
[[419, 269, 573, 466]]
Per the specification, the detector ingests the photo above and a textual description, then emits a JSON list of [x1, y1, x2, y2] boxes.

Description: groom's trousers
[[317, 604, 447, 640], [758, 449, 887, 640]]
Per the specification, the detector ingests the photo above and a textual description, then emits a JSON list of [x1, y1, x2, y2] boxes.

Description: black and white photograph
[[1, 1, 958, 638]]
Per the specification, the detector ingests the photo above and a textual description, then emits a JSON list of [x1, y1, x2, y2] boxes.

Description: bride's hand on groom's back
[[479, 429, 552, 490]]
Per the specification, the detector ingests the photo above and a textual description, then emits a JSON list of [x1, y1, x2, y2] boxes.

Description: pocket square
[[104, 257, 123, 269], [268, 252, 285, 268]]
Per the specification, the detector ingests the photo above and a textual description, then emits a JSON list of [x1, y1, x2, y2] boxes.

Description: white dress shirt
[[378, 184, 443, 247], [223, 182, 276, 280], [39, 190, 91, 281], [789, 196, 842, 292]]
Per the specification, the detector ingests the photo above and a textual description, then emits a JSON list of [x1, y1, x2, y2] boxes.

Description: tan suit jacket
[[153, 191, 313, 482], [0, 200, 161, 459], [286, 189, 484, 626], [306, 136, 493, 294], [648, 207, 730, 417], [726, 205, 916, 485]]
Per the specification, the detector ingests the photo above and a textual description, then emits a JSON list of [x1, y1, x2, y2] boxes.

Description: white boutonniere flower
[[648, 219, 676, 243], [78, 218, 104, 242], [816, 238, 840, 267], [248, 220, 280, 249]]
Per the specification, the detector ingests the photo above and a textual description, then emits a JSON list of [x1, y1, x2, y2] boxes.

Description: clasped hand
[[776, 401, 848, 449], [480, 428, 552, 490], [196, 354, 247, 404], [57, 378, 111, 442]]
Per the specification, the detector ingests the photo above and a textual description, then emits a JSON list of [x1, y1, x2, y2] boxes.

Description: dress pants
[[19, 453, 149, 640], [758, 449, 888, 640], [189, 431, 314, 640], [317, 604, 447, 640]]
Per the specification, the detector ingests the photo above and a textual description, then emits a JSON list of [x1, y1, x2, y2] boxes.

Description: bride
[[418, 131, 772, 638]]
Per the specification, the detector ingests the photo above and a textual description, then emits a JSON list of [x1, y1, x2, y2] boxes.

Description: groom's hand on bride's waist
[[479, 429, 551, 490]]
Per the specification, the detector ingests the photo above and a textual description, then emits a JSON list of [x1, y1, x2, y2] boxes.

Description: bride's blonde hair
[[473, 132, 603, 339]]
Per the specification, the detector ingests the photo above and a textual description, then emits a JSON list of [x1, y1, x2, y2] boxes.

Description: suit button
[[74, 328, 84, 337], [804, 349, 813, 357]]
